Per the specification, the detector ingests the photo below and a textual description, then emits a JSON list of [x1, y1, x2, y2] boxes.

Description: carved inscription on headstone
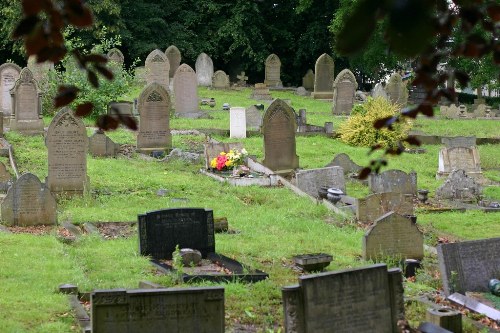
[[332, 69, 357, 115], [294, 166, 345, 198], [165, 45, 181, 79], [264, 54, 282, 87], [0, 63, 21, 116], [145, 49, 170, 88], [173, 64, 198, 116]]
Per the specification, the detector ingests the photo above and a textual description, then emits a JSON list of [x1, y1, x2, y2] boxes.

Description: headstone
[[372, 83, 389, 101], [137, 83, 172, 153], [363, 212, 424, 261], [245, 105, 263, 131], [442, 136, 476, 148], [165, 45, 181, 79], [229, 107, 246, 139], [294, 166, 345, 198], [9, 68, 44, 134], [145, 49, 170, 89], [1, 173, 57, 226], [473, 104, 488, 118], [369, 170, 417, 196], [332, 69, 357, 115], [27, 55, 53, 92], [440, 104, 460, 119], [386, 73, 408, 106], [236, 71, 248, 86], [0, 162, 11, 183], [282, 264, 404, 333], [457, 104, 470, 118], [435, 169, 482, 201], [108, 101, 134, 116], [437, 138, 482, 178], [203, 142, 243, 169], [195, 53, 214, 87], [262, 99, 299, 171], [138, 208, 215, 260], [356, 192, 414, 224], [106, 48, 124, 65], [0, 63, 21, 118], [46, 108, 89, 195], [437, 237, 500, 295], [302, 69, 314, 91], [173, 64, 199, 117], [250, 83, 272, 101], [134, 66, 147, 84], [312, 53, 334, 99], [89, 130, 120, 157], [91, 287, 224, 333], [325, 153, 361, 176], [295, 87, 308, 96], [264, 54, 282, 87], [212, 70, 230, 90]]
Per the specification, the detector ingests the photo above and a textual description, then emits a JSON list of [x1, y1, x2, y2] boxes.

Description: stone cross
[[236, 71, 248, 85]]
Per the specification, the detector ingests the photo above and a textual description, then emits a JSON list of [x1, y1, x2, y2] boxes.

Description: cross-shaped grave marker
[[236, 71, 248, 85]]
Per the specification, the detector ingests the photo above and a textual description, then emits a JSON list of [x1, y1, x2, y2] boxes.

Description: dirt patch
[[159, 259, 232, 275], [95, 222, 136, 239], [6, 225, 72, 238]]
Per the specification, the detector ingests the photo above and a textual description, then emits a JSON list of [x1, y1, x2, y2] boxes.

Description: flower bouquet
[[210, 148, 248, 173]]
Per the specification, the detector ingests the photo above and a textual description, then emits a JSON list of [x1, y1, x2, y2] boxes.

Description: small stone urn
[[326, 188, 344, 204], [318, 186, 330, 200], [209, 98, 216, 108], [417, 189, 429, 204]]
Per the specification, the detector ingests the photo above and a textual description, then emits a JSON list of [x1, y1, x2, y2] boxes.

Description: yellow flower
[[225, 160, 233, 167], [210, 158, 217, 168], [220, 152, 226, 156]]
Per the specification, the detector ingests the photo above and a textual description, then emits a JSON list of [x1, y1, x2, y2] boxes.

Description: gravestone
[[173, 64, 199, 117], [137, 83, 172, 153], [473, 104, 488, 118], [262, 99, 299, 171], [27, 55, 53, 92], [145, 49, 170, 89], [457, 104, 470, 118], [264, 54, 282, 87], [282, 264, 404, 333], [356, 192, 414, 224], [442, 136, 476, 148], [440, 104, 460, 119], [46, 108, 89, 195], [138, 208, 215, 260], [1, 173, 57, 226], [295, 87, 308, 96], [312, 53, 334, 99], [236, 71, 248, 86], [386, 73, 408, 106], [108, 101, 134, 116], [302, 69, 314, 91], [369, 170, 417, 196], [245, 105, 263, 131], [204, 142, 243, 169], [9, 67, 44, 134], [195, 53, 214, 87], [89, 130, 120, 157], [325, 153, 362, 176], [107, 48, 124, 65], [0, 63, 21, 118], [0, 162, 11, 184], [435, 169, 482, 201], [230, 107, 246, 139], [250, 83, 272, 101], [165, 45, 181, 79], [372, 83, 389, 101], [91, 287, 224, 333], [437, 237, 500, 295], [363, 212, 424, 261], [212, 70, 230, 90], [437, 137, 481, 179], [332, 69, 357, 115], [294, 166, 345, 198]]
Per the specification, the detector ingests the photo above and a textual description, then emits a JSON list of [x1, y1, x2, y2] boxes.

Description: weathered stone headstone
[[46, 108, 89, 195], [264, 54, 282, 87], [302, 69, 314, 91], [372, 83, 389, 101], [435, 169, 482, 201], [325, 153, 362, 176], [442, 136, 476, 148], [195, 53, 214, 87], [0, 162, 11, 183], [437, 137, 482, 179], [386, 73, 408, 106], [356, 192, 414, 224], [440, 104, 460, 119], [0, 63, 21, 118], [250, 83, 272, 101], [27, 55, 53, 92], [369, 170, 417, 196], [262, 99, 299, 171], [363, 212, 424, 261], [245, 106, 263, 131], [108, 101, 134, 116], [173, 64, 199, 117], [236, 71, 248, 86], [473, 104, 488, 118], [89, 130, 120, 157], [312, 53, 334, 99], [138, 208, 215, 259], [1, 173, 57, 226], [106, 48, 124, 65], [332, 69, 357, 115], [437, 237, 500, 295], [282, 264, 404, 333], [9, 68, 44, 134], [165, 45, 181, 79], [137, 83, 172, 153], [212, 70, 230, 90], [230, 107, 246, 139], [295, 87, 308, 96], [203, 142, 243, 169], [91, 287, 224, 333], [145, 49, 170, 89], [294, 166, 345, 198]]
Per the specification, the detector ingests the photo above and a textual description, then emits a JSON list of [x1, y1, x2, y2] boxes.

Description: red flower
[[216, 155, 228, 170]]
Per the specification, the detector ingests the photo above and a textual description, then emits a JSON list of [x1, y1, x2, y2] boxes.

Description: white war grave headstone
[[230, 107, 246, 139]]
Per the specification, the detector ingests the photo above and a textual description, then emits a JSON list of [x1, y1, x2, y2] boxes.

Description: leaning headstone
[[437, 137, 481, 179], [145, 49, 170, 89], [137, 83, 172, 153], [0, 63, 21, 118], [88, 130, 120, 157], [138, 208, 215, 259], [262, 99, 299, 171], [356, 192, 414, 224], [437, 237, 500, 295], [435, 169, 482, 201], [46, 108, 89, 195], [332, 69, 357, 115], [245, 105, 263, 131], [363, 212, 424, 261], [91, 287, 224, 333], [312, 53, 334, 99], [195, 53, 214, 87], [369, 170, 417, 196], [264, 54, 282, 87], [250, 83, 272, 101], [386, 73, 408, 106], [325, 153, 362, 176], [9, 67, 44, 134], [294, 166, 345, 198], [372, 83, 389, 101], [106, 48, 124, 65], [230, 107, 246, 139], [204, 142, 243, 170], [1, 173, 57, 226], [212, 70, 230, 90], [165, 45, 181, 79], [27, 55, 53, 92], [302, 69, 315, 91], [173, 64, 200, 117], [282, 264, 404, 333]]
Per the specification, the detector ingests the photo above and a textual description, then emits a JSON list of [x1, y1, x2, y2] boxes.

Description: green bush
[[339, 97, 412, 148]]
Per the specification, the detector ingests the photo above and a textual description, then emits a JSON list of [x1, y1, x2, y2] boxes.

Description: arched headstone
[[145, 49, 170, 88], [165, 45, 181, 79], [386, 73, 408, 106], [0, 63, 21, 118], [302, 69, 315, 91], [264, 54, 282, 87], [212, 70, 230, 90], [312, 54, 334, 99], [27, 55, 53, 92], [173, 64, 198, 117], [332, 69, 357, 115], [195, 53, 214, 87], [107, 48, 124, 65]]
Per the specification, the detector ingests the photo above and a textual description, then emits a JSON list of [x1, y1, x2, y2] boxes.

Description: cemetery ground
[[0, 87, 499, 332]]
